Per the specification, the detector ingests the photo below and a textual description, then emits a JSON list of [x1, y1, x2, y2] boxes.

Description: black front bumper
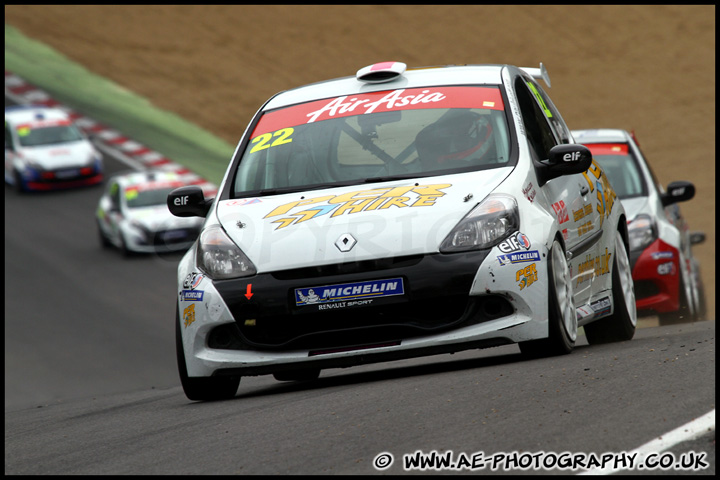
[[212, 251, 514, 352]]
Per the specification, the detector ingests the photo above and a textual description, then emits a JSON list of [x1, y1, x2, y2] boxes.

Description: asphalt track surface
[[4, 105, 715, 474]]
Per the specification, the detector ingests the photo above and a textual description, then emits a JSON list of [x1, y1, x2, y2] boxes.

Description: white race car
[[168, 61, 636, 401], [5, 105, 103, 191], [572, 128, 706, 324], [97, 170, 205, 255]]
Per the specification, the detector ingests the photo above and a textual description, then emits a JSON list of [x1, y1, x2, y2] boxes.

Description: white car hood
[[127, 205, 203, 232], [20, 141, 95, 170], [620, 197, 650, 221], [217, 168, 514, 272]]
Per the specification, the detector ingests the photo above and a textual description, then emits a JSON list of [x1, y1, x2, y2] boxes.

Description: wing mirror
[[660, 181, 695, 207], [167, 185, 213, 218], [537, 144, 593, 186], [689, 231, 705, 246]]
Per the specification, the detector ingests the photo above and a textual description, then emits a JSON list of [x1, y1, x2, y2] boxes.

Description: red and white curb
[[5, 70, 217, 196]]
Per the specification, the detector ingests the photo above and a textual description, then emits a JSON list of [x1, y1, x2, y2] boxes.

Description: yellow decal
[[250, 127, 294, 153], [516, 263, 538, 290], [578, 220, 594, 237], [526, 82, 553, 118], [579, 159, 617, 228], [183, 303, 196, 328], [265, 184, 451, 229], [576, 248, 613, 287]]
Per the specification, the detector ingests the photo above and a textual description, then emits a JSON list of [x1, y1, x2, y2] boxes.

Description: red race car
[[573, 128, 706, 325]]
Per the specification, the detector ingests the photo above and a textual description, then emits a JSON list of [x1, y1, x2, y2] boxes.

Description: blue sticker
[[181, 290, 204, 301], [295, 278, 404, 306], [497, 250, 541, 266]]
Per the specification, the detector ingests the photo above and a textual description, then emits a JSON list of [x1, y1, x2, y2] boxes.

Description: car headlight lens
[[196, 224, 257, 279], [440, 194, 519, 253], [128, 220, 152, 243], [627, 214, 657, 252]]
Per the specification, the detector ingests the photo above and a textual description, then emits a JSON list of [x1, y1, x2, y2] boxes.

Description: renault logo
[[335, 233, 357, 252]]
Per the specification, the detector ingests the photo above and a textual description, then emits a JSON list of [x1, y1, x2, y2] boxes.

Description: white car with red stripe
[[4, 105, 103, 191], [572, 128, 706, 324], [167, 61, 635, 401], [96, 169, 206, 255]]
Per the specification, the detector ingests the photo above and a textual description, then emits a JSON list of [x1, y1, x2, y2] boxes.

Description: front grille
[[152, 228, 200, 246], [210, 294, 513, 351], [633, 280, 660, 299]]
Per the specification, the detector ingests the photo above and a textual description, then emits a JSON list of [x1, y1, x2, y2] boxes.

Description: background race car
[[168, 61, 637, 401], [96, 169, 208, 255], [5, 105, 103, 192], [573, 128, 706, 325]]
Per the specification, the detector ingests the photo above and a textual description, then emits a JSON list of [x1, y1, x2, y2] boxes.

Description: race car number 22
[[250, 127, 294, 153]]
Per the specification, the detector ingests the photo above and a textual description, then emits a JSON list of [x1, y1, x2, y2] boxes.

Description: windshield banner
[[253, 86, 504, 137]]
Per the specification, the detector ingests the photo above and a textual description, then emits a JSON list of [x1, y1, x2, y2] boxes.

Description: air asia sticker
[[265, 184, 450, 229], [181, 290, 204, 301], [295, 278, 404, 307], [251, 86, 504, 137], [498, 231, 532, 253]]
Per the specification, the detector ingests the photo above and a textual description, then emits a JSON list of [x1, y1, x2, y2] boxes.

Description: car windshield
[[232, 86, 512, 196], [16, 123, 85, 147], [587, 144, 647, 198], [125, 186, 180, 209]]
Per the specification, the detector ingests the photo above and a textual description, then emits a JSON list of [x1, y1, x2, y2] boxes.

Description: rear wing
[[520, 63, 551, 88]]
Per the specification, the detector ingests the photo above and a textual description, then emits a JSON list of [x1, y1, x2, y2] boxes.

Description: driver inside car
[[415, 110, 496, 171]]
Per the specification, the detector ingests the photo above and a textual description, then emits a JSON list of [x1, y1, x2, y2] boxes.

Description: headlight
[[627, 214, 657, 252], [440, 194, 519, 253], [128, 220, 152, 242], [196, 224, 257, 279]]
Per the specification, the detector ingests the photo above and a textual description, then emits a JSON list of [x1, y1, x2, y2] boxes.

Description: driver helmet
[[415, 110, 494, 166]]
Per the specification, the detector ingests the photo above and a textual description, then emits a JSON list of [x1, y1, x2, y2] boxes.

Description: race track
[[4, 111, 715, 473]]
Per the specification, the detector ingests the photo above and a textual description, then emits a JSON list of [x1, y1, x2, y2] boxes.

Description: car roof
[[263, 62, 546, 111], [571, 128, 632, 144], [112, 169, 184, 188], [4, 105, 72, 125]]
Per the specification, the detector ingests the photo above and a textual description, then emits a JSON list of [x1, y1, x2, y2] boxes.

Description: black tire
[[119, 233, 133, 257], [97, 221, 112, 248], [519, 238, 576, 357], [176, 307, 240, 401], [14, 170, 27, 194], [584, 230, 637, 343], [273, 369, 321, 382], [695, 281, 708, 321]]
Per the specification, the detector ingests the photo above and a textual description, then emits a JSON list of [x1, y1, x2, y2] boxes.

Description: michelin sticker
[[295, 278, 404, 308]]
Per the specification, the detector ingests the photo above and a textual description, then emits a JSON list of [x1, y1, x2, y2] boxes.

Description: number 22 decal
[[250, 128, 294, 153]]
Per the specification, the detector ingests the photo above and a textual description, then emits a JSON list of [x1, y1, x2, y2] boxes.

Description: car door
[[512, 75, 600, 306]]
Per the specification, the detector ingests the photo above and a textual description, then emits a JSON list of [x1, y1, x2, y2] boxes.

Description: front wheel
[[584, 230, 637, 343], [519, 238, 576, 357], [176, 307, 240, 401], [14, 169, 27, 193]]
